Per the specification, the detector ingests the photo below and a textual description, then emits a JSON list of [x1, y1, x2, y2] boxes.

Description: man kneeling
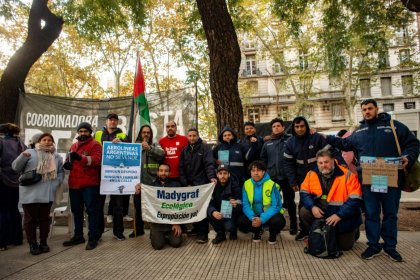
[[137, 164, 183, 250], [238, 161, 286, 244], [300, 150, 362, 251]]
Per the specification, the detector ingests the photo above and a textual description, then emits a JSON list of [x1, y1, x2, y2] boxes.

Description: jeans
[[277, 179, 297, 229], [363, 185, 401, 250], [133, 193, 144, 234], [238, 213, 286, 235], [69, 187, 99, 240]]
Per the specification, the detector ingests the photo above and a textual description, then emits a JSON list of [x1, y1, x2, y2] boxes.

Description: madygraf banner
[[141, 183, 215, 224], [100, 142, 142, 195], [16, 89, 196, 158]]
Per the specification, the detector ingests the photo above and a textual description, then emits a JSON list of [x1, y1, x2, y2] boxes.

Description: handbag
[[19, 170, 42, 186], [390, 120, 420, 192]]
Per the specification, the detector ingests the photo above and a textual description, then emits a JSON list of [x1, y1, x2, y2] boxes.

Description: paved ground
[[1, 227, 419, 280]]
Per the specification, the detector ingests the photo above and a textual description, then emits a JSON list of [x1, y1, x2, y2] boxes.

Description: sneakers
[[114, 233, 126, 241], [196, 234, 209, 244], [39, 241, 50, 253], [361, 246, 382, 260], [212, 233, 226, 245], [295, 230, 308, 241], [268, 233, 277, 245], [123, 215, 134, 222], [229, 231, 237, 240], [187, 228, 199, 237], [106, 215, 113, 223], [253, 228, 263, 243], [86, 239, 98, 250], [384, 248, 403, 262], [29, 243, 41, 255], [63, 236, 85, 247]]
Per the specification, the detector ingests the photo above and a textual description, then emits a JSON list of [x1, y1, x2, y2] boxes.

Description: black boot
[[85, 239, 98, 250], [63, 235, 85, 247], [39, 240, 50, 253], [29, 243, 41, 255]]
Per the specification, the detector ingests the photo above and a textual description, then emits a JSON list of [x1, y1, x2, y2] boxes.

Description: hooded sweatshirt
[[213, 127, 247, 185], [284, 116, 345, 187]]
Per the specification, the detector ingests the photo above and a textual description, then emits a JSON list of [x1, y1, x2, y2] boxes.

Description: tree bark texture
[[0, 0, 63, 123], [196, 0, 244, 138]]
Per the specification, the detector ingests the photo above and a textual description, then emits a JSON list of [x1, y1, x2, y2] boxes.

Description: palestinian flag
[[133, 56, 150, 126]]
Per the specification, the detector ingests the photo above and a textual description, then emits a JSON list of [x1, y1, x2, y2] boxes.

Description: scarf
[[270, 132, 284, 140], [35, 143, 57, 181]]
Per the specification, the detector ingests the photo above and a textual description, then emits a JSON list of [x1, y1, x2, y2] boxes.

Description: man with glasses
[[284, 116, 345, 241]]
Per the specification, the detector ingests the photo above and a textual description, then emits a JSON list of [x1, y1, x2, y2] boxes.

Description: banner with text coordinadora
[[141, 183, 215, 224], [100, 142, 141, 195]]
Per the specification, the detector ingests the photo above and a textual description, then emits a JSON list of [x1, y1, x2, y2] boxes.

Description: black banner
[[17, 88, 196, 157]]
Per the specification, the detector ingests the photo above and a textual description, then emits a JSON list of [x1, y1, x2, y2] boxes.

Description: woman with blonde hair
[[13, 133, 64, 255]]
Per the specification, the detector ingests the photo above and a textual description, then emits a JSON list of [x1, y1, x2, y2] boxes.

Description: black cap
[[77, 122, 93, 133], [107, 113, 119, 120], [216, 165, 229, 172]]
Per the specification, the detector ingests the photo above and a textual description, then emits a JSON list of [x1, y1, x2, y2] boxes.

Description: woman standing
[[12, 133, 64, 255]]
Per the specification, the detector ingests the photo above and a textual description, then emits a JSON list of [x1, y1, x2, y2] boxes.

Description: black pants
[[108, 195, 130, 216], [22, 203, 52, 243], [96, 194, 106, 240], [238, 213, 286, 235], [300, 207, 356, 251], [133, 193, 144, 234], [277, 179, 297, 229], [0, 185, 23, 247]]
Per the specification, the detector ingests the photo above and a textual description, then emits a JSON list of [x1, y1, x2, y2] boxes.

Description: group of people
[[0, 99, 418, 262]]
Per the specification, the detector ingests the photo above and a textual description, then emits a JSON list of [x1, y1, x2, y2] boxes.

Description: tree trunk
[[0, 0, 63, 123], [196, 0, 244, 138]]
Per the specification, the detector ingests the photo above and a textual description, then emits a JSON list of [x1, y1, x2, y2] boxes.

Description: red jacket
[[68, 137, 102, 189]]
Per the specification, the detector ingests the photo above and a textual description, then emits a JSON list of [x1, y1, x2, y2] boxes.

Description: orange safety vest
[[300, 164, 362, 206]]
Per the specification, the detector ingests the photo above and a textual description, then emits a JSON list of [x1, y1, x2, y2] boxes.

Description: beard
[[77, 135, 90, 141]]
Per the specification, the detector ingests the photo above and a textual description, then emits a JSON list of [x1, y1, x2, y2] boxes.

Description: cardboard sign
[[360, 156, 402, 188]]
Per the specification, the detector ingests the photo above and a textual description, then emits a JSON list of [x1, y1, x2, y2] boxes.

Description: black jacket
[[152, 178, 181, 188], [240, 134, 264, 177], [261, 132, 291, 182], [207, 176, 242, 217], [284, 116, 345, 187], [179, 138, 216, 186], [213, 127, 247, 184]]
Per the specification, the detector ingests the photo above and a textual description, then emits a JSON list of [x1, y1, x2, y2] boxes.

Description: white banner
[[141, 183, 215, 224], [100, 142, 142, 195]]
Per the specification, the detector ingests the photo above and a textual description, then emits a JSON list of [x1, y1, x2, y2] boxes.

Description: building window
[[404, 102, 416, 109], [245, 55, 257, 75], [378, 50, 390, 69], [273, 63, 284, 74], [380, 77, 392, 96], [247, 108, 260, 123], [275, 78, 286, 94], [303, 105, 314, 122], [383, 103, 394, 112], [360, 79, 371, 97], [399, 49, 411, 64], [402, 75, 413, 96], [243, 39, 255, 50], [322, 104, 330, 111], [331, 103, 344, 121], [279, 107, 290, 121], [299, 50, 308, 71]]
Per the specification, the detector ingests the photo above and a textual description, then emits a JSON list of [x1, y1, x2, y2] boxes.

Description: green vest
[[94, 131, 127, 145], [244, 179, 284, 214]]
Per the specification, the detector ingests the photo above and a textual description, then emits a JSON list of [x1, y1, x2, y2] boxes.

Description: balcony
[[241, 68, 262, 77]]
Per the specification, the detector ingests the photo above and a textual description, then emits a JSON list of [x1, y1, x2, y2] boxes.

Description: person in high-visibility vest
[[237, 160, 286, 245]]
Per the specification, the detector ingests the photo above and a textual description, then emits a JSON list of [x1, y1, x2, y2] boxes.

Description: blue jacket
[[213, 127, 247, 184], [284, 117, 346, 187], [327, 112, 420, 187], [207, 175, 242, 217], [242, 172, 282, 224]]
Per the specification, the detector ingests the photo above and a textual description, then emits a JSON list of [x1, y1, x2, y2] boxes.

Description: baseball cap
[[107, 113, 119, 120], [216, 165, 230, 172]]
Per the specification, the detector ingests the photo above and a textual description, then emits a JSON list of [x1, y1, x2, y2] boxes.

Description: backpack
[[304, 219, 342, 259]]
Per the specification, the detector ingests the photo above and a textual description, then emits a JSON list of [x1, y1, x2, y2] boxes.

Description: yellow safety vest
[[244, 179, 285, 214], [94, 131, 127, 145]]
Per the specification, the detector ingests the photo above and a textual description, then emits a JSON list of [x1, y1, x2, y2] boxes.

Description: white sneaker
[[123, 215, 133, 222], [106, 215, 113, 223]]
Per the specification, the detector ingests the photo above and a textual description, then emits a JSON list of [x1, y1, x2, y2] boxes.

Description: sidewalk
[[1, 227, 419, 280]]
